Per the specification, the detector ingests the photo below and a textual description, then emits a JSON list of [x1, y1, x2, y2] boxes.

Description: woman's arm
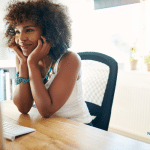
[[28, 51, 80, 117], [12, 46, 33, 114]]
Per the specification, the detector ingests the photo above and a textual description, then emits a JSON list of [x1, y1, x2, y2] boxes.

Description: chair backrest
[[78, 52, 118, 131]]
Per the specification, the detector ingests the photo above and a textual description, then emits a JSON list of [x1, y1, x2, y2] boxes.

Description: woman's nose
[[19, 32, 28, 42]]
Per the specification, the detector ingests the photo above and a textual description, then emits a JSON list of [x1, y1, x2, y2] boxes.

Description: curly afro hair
[[4, 0, 72, 62]]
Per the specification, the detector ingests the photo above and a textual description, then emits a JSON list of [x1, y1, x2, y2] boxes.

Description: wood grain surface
[[2, 100, 150, 150]]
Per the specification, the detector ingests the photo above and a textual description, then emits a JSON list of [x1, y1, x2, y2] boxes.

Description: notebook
[[3, 121, 36, 141]]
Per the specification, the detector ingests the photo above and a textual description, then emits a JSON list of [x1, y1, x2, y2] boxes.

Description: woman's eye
[[26, 29, 33, 33], [15, 30, 20, 34]]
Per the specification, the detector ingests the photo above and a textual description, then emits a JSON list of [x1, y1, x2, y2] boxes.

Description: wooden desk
[[2, 100, 150, 150]]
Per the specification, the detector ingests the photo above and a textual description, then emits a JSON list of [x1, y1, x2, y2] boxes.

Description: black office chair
[[78, 52, 118, 131]]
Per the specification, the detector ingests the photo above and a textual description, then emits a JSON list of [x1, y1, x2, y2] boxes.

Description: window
[[90, 3, 141, 70], [68, 0, 150, 71]]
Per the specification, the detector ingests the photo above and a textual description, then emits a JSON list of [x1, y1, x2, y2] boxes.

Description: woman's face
[[15, 20, 42, 56]]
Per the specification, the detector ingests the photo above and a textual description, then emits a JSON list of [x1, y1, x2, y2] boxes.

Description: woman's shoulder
[[61, 51, 81, 65], [58, 51, 81, 72]]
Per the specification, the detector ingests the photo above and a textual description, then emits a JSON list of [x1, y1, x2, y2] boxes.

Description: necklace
[[42, 67, 52, 84], [16, 67, 52, 85]]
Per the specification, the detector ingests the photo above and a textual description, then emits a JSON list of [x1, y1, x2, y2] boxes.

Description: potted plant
[[144, 52, 150, 71], [130, 46, 138, 70]]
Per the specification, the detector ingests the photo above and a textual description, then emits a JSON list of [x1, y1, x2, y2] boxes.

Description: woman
[[4, 0, 93, 125]]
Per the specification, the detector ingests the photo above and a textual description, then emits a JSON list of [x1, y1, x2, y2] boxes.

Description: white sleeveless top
[[45, 54, 94, 124]]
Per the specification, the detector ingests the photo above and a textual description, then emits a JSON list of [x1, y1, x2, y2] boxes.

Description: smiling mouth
[[20, 44, 31, 49]]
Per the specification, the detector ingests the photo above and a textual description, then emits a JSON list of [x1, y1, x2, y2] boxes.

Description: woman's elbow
[[41, 114, 51, 118], [13, 99, 31, 114], [39, 112, 51, 118], [39, 109, 53, 118], [17, 106, 30, 114]]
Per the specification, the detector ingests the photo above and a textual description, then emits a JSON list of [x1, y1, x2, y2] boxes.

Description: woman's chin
[[22, 50, 32, 57], [22, 52, 29, 57]]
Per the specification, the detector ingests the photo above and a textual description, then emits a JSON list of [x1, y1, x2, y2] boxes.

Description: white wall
[[0, 0, 16, 60], [0, 0, 10, 47], [55, 0, 94, 52]]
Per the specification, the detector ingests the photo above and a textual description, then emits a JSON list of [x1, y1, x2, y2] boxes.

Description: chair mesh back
[[81, 60, 109, 106]]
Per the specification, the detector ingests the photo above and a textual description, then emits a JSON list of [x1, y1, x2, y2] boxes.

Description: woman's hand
[[27, 36, 51, 65], [9, 36, 27, 65]]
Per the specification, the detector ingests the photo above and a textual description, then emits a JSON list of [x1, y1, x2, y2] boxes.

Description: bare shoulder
[[59, 51, 81, 70]]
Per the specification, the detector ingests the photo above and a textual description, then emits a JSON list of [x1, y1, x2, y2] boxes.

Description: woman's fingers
[[13, 46, 27, 63], [30, 39, 42, 56], [41, 36, 46, 43], [8, 36, 27, 63], [28, 36, 51, 64], [9, 37, 20, 54], [8, 36, 16, 48], [41, 36, 51, 54]]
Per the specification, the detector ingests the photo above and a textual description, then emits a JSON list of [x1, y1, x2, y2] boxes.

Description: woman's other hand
[[9, 36, 27, 65], [28, 36, 51, 65]]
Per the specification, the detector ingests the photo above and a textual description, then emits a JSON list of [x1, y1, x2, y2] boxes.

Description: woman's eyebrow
[[15, 25, 35, 30], [23, 25, 35, 29]]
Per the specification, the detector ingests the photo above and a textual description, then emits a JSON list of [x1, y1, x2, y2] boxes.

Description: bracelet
[[15, 77, 29, 85], [15, 68, 51, 85], [15, 72, 29, 85]]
